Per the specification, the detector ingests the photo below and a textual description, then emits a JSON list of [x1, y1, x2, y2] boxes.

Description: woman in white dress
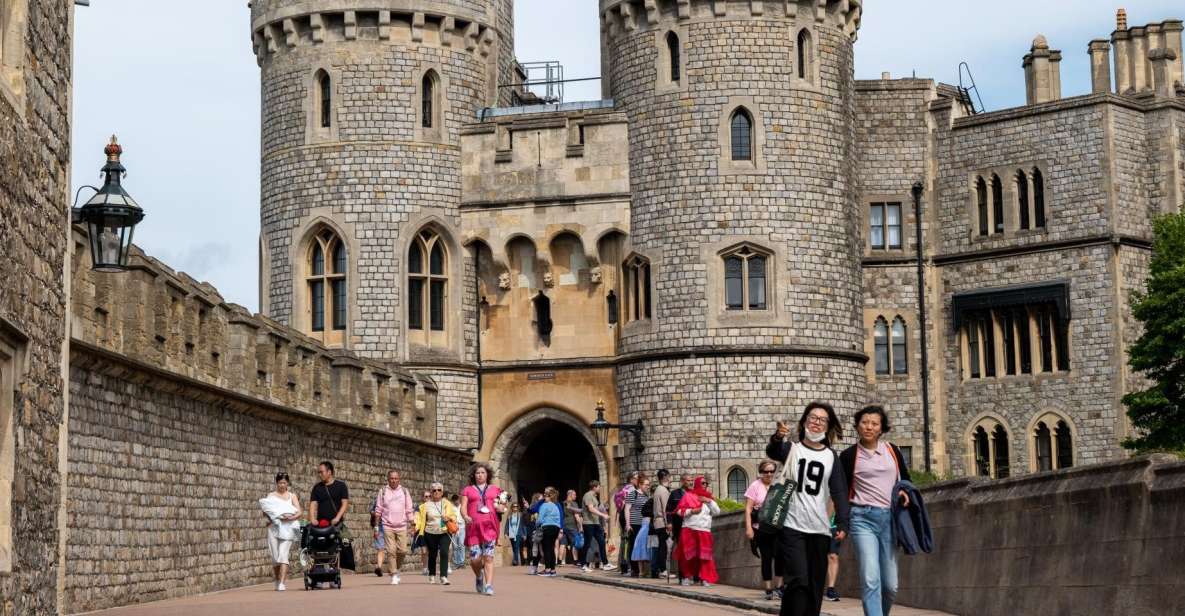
[[260, 472, 302, 591]]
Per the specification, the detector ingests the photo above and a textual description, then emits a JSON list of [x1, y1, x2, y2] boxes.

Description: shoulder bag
[[758, 442, 799, 536]]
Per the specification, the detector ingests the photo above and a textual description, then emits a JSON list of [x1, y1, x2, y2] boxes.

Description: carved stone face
[[543, 271, 555, 287], [498, 272, 511, 290], [589, 267, 603, 284]]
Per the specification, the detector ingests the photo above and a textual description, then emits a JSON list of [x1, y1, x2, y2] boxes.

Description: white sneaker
[[390, 574, 401, 585], [428, 576, 436, 584], [602, 564, 617, 571], [441, 577, 451, 586], [680, 579, 692, 586], [581, 565, 591, 573], [276, 583, 286, 591]]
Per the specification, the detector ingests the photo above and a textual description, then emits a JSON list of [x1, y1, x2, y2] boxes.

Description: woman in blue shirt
[[529, 487, 564, 577], [505, 502, 524, 566]]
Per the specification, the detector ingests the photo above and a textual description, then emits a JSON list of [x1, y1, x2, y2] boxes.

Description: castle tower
[[251, 0, 515, 448], [600, 0, 866, 477]]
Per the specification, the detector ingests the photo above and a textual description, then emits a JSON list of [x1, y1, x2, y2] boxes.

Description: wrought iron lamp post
[[590, 399, 645, 471], [72, 136, 145, 272]]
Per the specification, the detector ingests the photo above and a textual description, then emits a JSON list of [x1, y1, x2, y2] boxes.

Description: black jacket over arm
[[765, 433, 851, 533]]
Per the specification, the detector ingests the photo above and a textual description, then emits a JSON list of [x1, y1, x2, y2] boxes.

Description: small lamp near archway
[[72, 136, 145, 272], [590, 399, 644, 469]]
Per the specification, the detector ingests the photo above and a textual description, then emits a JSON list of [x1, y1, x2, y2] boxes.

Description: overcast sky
[[72, 1, 1180, 312]]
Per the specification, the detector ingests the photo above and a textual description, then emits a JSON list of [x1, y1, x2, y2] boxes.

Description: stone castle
[[0, 1, 1183, 614], [249, 0, 1183, 496]]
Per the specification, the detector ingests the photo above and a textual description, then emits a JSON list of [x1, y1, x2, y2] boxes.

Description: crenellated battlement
[[599, 0, 861, 41], [250, 7, 499, 66], [69, 227, 442, 445]]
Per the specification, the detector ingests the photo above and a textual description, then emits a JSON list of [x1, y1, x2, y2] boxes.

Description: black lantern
[[73, 136, 145, 272], [589, 400, 645, 468]]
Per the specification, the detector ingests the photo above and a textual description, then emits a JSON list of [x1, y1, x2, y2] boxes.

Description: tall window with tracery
[[623, 255, 652, 323], [723, 245, 768, 312], [305, 229, 347, 344], [873, 315, 908, 376], [408, 229, 449, 335], [971, 419, 1010, 479]]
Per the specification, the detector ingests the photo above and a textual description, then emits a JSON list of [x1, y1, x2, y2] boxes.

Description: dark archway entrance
[[510, 419, 599, 499]]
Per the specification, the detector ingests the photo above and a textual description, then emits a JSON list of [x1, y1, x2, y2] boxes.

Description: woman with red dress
[[674, 476, 721, 586]]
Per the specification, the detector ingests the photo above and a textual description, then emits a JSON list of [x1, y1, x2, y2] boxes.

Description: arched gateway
[[489, 407, 607, 501]]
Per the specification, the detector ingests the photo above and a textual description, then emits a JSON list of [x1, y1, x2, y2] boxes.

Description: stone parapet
[[69, 228, 441, 445], [600, 0, 861, 40]]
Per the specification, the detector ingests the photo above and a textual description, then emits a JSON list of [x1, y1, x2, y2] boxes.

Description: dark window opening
[[332, 279, 346, 331], [976, 177, 989, 236], [1002, 311, 1017, 375], [429, 280, 446, 331], [730, 109, 753, 161], [408, 279, 424, 330], [1055, 421, 1073, 469], [318, 72, 332, 128], [874, 317, 890, 376], [991, 174, 1004, 234], [992, 425, 1010, 478], [607, 291, 619, 325], [1035, 422, 1053, 472], [1033, 167, 1046, 228], [311, 281, 325, 332], [1038, 307, 1054, 373], [974, 427, 990, 477], [667, 31, 681, 82], [797, 29, 812, 80], [422, 72, 435, 129], [982, 315, 996, 378], [533, 292, 553, 339], [1017, 171, 1030, 230]]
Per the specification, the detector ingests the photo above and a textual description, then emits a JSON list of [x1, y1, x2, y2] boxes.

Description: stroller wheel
[[333, 574, 342, 589]]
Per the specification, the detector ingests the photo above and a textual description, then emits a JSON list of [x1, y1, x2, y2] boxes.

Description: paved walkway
[[78, 567, 748, 616], [79, 565, 957, 616], [565, 570, 956, 616]]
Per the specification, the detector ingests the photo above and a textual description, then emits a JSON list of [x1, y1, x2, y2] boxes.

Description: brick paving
[[565, 569, 957, 616], [76, 565, 957, 616]]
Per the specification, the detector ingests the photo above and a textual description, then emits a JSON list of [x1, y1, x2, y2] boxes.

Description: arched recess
[[549, 231, 589, 285], [1026, 410, 1076, 472], [964, 413, 1012, 479], [290, 215, 356, 346], [399, 214, 464, 359], [488, 406, 610, 501]]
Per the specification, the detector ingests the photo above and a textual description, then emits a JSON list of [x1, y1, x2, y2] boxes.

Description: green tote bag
[[758, 443, 798, 536]]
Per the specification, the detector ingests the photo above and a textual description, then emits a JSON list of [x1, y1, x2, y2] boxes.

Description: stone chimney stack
[[1112, 10, 1185, 96], [1089, 39, 1113, 93], [1166, 20, 1185, 90], [1150, 47, 1179, 97], [1024, 34, 1062, 105]]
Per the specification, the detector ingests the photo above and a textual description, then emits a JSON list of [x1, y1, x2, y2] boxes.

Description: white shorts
[[267, 525, 293, 564]]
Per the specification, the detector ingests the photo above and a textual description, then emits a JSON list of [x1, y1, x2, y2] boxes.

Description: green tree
[[1123, 212, 1185, 453]]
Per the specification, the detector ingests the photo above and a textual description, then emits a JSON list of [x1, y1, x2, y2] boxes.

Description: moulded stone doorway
[[489, 407, 607, 504]]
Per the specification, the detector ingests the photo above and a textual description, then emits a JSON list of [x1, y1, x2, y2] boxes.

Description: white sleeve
[[706, 500, 721, 516]]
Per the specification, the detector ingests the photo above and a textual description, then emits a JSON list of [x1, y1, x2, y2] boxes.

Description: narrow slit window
[[991, 174, 1004, 234], [797, 29, 812, 80], [667, 31, 681, 83], [992, 425, 1010, 478], [730, 109, 753, 161], [874, 317, 890, 375], [869, 204, 885, 250], [967, 320, 981, 379], [422, 72, 436, 129], [318, 71, 332, 129], [1033, 167, 1046, 228], [1055, 421, 1073, 468], [973, 427, 990, 477], [1035, 422, 1053, 472], [982, 314, 996, 378], [891, 317, 908, 375], [1016, 170, 1030, 230], [976, 177, 989, 237], [886, 203, 903, 249]]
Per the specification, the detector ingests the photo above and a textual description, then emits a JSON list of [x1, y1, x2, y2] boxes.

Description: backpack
[[613, 485, 630, 511]]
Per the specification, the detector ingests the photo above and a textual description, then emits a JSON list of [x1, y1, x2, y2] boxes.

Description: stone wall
[[714, 456, 1185, 616], [0, 0, 73, 614], [64, 351, 469, 613]]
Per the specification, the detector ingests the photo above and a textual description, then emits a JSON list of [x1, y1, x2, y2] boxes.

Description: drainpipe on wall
[[913, 181, 933, 474]]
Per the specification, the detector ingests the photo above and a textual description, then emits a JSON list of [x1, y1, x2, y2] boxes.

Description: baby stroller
[[301, 521, 343, 590]]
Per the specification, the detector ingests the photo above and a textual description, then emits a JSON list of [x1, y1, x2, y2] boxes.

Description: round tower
[[601, 0, 866, 476], [251, 0, 515, 448]]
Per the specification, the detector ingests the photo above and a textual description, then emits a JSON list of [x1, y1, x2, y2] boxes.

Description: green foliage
[[715, 498, 746, 513], [909, 470, 952, 488], [1123, 212, 1185, 453]]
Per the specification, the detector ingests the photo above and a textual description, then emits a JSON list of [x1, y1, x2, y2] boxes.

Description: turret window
[[304, 228, 348, 345], [316, 70, 332, 129], [730, 108, 753, 161], [623, 255, 652, 323], [421, 71, 437, 129], [797, 29, 814, 81], [408, 230, 448, 333], [722, 245, 768, 311], [667, 31, 681, 83]]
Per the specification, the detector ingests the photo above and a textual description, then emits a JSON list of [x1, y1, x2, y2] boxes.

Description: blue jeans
[[510, 537, 522, 565], [581, 524, 608, 566], [851, 506, 897, 616]]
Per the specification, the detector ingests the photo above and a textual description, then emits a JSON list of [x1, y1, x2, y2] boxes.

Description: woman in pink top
[[839, 405, 911, 616], [743, 460, 784, 601], [460, 462, 506, 596]]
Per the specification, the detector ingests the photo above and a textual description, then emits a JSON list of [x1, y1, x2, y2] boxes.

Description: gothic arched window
[[1032, 166, 1046, 228], [873, 317, 890, 375], [1016, 170, 1030, 230], [976, 177, 989, 237], [991, 173, 1004, 234], [727, 467, 748, 502], [797, 29, 813, 81], [316, 70, 332, 128], [971, 418, 1010, 479], [422, 70, 439, 129], [730, 108, 753, 161], [623, 255, 652, 322], [305, 228, 347, 344], [666, 31, 681, 83], [408, 229, 448, 334], [891, 316, 908, 375]]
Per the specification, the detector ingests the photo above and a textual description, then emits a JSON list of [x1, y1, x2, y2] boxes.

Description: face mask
[[805, 430, 827, 443]]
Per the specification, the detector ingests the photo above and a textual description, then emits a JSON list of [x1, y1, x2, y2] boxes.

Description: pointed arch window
[[722, 245, 768, 312], [1016, 170, 1030, 230], [666, 31, 681, 83], [797, 29, 813, 81], [1032, 414, 1074, 472], [316, 70, 332, 129], [1032, 167, 1046, 228], [623, 255, 652, 323], [730, 108, 753, 161], [991, 174, 1004, 234], [873, 317, 890, 375], [1055, 420, 1073, 469], [971, 419, 1010, 479], [976, 177, 989, 237], [421, 70, 439, 129], [408, 230, 448, 333], [891, 317, 908, 375], [305, 228, 348, 342]]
